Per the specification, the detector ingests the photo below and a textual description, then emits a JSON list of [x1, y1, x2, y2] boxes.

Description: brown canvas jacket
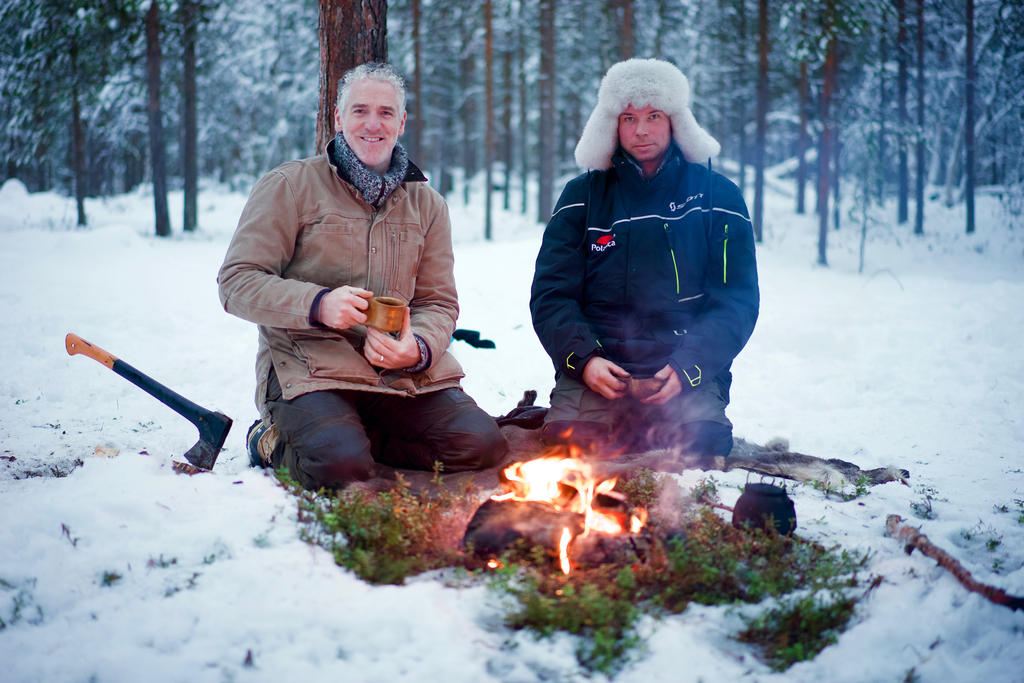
[[217, 151, 464, 417]]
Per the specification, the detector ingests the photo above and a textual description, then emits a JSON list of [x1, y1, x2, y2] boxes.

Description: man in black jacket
[[530, 58, 759, 458]]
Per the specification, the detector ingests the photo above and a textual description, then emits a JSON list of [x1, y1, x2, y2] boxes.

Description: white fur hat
[[574, 58, 720, 170]]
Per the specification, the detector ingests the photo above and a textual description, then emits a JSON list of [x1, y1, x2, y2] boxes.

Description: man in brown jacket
[[218, 62, 506, 491]]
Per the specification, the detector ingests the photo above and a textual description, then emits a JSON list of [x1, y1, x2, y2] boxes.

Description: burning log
[[567, 526, 654, 569], [462, 498, 653, 571], [462, 498, 584, 561], [463, 448, 650, 574]]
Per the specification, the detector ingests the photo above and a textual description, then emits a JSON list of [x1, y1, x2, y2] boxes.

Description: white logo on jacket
[[669, 192, 703, 212]]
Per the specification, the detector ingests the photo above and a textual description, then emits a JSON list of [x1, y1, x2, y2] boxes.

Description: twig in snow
[[885, 514, 1024, 611]]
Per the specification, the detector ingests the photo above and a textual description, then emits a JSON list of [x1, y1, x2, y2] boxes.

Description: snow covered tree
[[198, 0, 317, 182], [2, 0, 1021, 252], [0, 0, 137, 220]]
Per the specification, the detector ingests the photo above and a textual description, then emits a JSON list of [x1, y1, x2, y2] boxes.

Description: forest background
[[1, 0, 1022, 261]]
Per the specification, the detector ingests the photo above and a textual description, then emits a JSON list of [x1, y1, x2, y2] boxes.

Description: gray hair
[[335, 62, 407, 116]]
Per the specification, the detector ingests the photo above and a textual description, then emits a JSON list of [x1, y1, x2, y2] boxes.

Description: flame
[[490, 447, 646, 574], [630, 509, 647, 534], [558, 527, 573, 575]]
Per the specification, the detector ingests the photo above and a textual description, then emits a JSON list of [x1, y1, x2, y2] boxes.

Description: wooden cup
[[365, 296, 407, 333], [626, 375, 666, 399]]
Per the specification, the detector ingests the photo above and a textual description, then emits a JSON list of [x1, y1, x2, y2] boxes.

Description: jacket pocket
[[385, 226, 425, 302], [289, 214, 360, 288], [286, 329, 379, 384], [422, 351, 464, 385]]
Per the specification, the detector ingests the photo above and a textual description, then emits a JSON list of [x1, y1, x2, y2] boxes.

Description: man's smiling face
[[334, 78, 407, 174]]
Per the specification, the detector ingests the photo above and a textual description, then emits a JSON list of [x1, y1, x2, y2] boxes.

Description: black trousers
[[266, 370, 507, 491], [541, 373, 734, 458]]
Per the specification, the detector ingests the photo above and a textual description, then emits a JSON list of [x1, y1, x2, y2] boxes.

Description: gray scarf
[[330, 132, 409, 208]]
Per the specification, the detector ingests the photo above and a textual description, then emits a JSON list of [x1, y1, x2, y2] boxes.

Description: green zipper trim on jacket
[[664, 223, 680, 296], [723, 224, 729, 284]]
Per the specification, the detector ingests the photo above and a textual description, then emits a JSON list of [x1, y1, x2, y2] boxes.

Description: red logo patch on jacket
[[591, 233, 617, 252]]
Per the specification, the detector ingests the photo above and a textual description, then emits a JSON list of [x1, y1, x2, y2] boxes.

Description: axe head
[[183, 411, 233, 470]]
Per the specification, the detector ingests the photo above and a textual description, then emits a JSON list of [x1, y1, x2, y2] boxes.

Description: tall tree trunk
[[182, 0, 198, 232], [896, 0, 909, 223], [411, 0, 423, 164], [69, 37, 87, 227], [436, 87, 453, 196], [615, 0, 634, 59], [964, 0, 975, 234], [752, 0, 767, 243], [942, 108, 965, 207], [124, 134, 145, 192], [737, 0, 748, 194], [832, 131, 841, 230], [537, 0, 556, 223], [484, 0, 494, 240], [315, 0, 387, 154], [913, 0, 925, 234], [145, 0, 171, 238], [518, 5, 529, 216], [502, 12, 513, 212], [796, 60, 808, 214], [877, 20, 888, 203], [817, 36, 836, 266], [460, 16, 476, 206]]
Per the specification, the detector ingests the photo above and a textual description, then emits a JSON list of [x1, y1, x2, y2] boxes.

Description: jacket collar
[[611, 142, 684, 188], [404, 159, 428, 183]]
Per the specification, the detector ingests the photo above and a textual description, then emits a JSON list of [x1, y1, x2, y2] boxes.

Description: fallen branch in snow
[[885, 514, 1024, 612]]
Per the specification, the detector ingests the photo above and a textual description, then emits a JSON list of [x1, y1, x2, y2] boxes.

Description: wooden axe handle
[[65, 333, 117, 369]]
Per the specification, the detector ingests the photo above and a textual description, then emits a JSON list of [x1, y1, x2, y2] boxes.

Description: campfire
[[463, 443, 649, 574]]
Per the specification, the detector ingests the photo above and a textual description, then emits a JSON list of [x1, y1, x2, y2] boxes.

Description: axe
[[65, 333, 232, 470]]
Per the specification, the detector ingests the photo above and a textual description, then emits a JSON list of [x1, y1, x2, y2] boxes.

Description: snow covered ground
[[1, 172, 1022, 682]]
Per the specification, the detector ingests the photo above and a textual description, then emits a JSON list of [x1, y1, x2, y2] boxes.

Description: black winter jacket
[[530, 145, 759, 399]]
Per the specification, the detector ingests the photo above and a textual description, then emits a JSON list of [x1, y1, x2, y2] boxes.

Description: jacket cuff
[[669, 358, 703, 389], [402, 334, 432, 374], [309, 288, 331, 327], [561, 347, 602, 381]]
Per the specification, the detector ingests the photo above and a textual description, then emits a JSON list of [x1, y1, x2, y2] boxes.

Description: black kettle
[[732, 482, 797, 535]]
